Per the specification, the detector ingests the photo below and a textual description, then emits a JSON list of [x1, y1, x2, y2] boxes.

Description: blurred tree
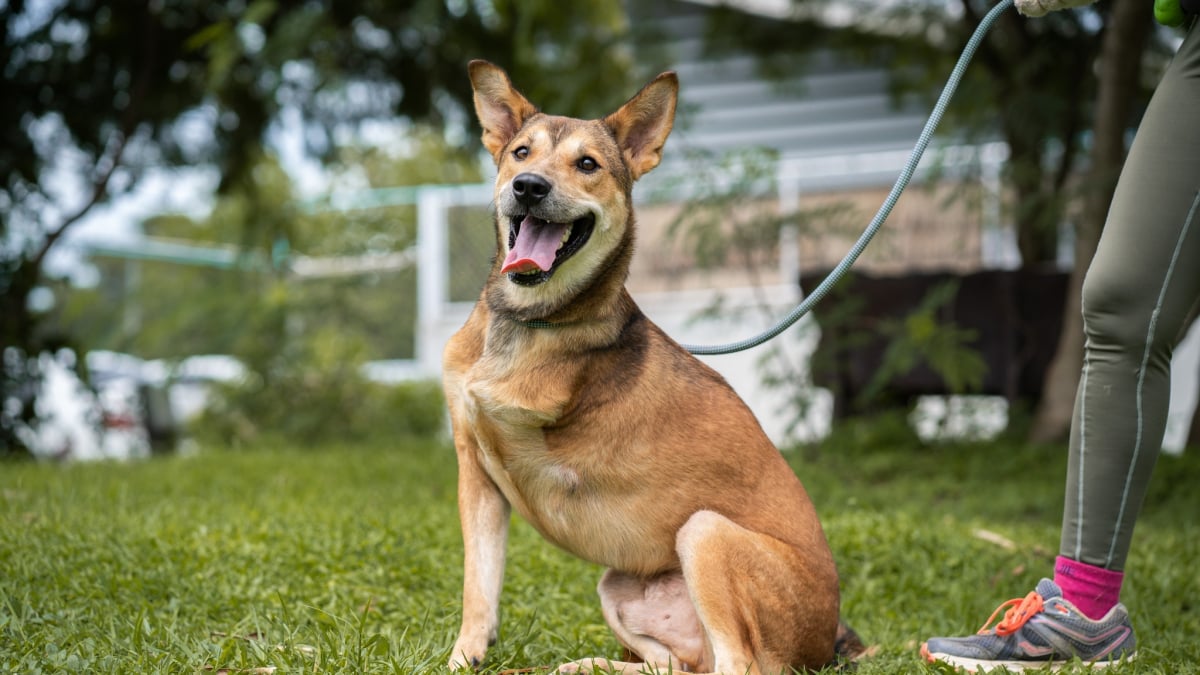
[[1, 0, 635, 453], [1030, 0, 1156, 441], [55, 129, 482, 363], [700, 0, 1166, 439], [700, 0, 1165, 268]]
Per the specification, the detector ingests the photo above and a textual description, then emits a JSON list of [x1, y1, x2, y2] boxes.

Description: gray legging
[[1062, 18, 1200, 571]]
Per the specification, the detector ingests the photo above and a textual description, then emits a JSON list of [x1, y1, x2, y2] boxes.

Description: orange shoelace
[[977, 591, 1045, 636]]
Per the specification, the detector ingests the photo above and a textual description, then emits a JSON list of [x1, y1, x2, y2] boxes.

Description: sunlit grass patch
[[2, 431, 1197, 673]]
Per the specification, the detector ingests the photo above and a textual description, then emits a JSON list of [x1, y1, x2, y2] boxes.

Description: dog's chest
[[454, 365, 665, 568], [457, 371, 578, 502]]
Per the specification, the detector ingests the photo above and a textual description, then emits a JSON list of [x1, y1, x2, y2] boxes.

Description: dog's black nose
[[512, 173, 551, 206]]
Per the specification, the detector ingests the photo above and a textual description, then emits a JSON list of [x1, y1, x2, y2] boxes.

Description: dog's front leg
[[450, 445, 511, 670]]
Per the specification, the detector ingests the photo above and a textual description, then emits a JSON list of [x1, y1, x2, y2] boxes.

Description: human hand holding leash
[[1014, 0, 1097, 17]]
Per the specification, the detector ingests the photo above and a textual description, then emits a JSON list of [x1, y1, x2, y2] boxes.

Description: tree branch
[[28, 130, 132, 272], [28, 6, 160, 275]]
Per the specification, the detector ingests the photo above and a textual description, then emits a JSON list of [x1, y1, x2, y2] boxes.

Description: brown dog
[[443, 60, 857, 674]]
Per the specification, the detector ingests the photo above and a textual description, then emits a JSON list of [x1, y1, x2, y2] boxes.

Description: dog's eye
[[512, 146, 529, 160], [576, 156, 598, 173]]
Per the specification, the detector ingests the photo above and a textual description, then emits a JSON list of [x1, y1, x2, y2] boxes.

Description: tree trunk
[[1028, 0, 1154, 442], [1011, 154, 1062, 266]]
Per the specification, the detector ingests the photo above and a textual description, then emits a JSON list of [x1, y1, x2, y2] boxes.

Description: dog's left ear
[[468, 60, 539, 162], [604, 72, 678, 181]]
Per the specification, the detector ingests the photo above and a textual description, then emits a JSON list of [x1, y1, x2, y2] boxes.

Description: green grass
[[2, 424, 1198, 674]]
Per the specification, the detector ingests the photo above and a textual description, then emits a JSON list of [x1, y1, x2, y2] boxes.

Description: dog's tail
[[827, 619, 874, 671]]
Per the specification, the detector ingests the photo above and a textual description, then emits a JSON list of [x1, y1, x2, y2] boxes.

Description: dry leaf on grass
[[972, 528, 1016, 550]]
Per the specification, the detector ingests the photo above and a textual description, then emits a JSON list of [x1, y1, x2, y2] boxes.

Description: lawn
[[2, 424, 1198, 674]]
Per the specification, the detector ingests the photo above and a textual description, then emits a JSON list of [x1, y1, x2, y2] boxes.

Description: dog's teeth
[[561, 225, 572, 245]]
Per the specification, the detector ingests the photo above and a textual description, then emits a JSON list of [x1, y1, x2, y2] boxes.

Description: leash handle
[[681, 0, 1015, 356]]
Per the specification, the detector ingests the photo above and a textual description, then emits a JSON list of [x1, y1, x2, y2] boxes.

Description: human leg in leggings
[[921, 14, 1199, 673], [1054, 18, 1200, 621]]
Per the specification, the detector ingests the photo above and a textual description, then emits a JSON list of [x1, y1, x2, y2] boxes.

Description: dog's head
[[468, 60, 677, 317]]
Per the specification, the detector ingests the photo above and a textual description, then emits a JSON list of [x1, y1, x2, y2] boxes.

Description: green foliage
[[753, 333, 829, 446], [857, 280, 988, 406], [2, 436, 1198, 672], [663, 147, 782, 270], [659, 146, 985, 432], [697, 0, 1168, 268], [194, 328, 445, 446], [2, 0, 638, 223], [50, 152, 425, 362], [50, 134, 485, 444], [661, 146, 864, 277], [1, 0, 637, 454], [47, 144, 462, 448]]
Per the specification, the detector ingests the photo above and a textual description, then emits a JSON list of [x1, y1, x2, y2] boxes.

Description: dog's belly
[[600, 570, 707, 669]]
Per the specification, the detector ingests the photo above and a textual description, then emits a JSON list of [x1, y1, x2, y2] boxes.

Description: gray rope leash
[[681, 0, 1014, 356]]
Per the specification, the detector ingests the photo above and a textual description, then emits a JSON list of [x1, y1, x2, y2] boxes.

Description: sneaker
[[920, 579, 1137, 672]]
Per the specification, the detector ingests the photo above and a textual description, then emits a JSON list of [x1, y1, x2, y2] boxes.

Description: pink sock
[[1054, 555, 1124, 620]]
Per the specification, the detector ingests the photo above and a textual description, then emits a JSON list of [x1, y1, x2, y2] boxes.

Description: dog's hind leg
[[559, 510, 838, 675], [674, 510, 840, 674]]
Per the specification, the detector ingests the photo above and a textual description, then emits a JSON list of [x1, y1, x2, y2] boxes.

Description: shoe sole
[[920, 642, 1137, 672]]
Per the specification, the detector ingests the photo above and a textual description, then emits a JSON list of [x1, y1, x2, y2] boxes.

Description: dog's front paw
[[447, 639, 486, 671], [448, 652, 481, 671], [449, 620, 498, 670]]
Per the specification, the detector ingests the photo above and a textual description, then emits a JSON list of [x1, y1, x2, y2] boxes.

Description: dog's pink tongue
[[501, 216, 568, 274]]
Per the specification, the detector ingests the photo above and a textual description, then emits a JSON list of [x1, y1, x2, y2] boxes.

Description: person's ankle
[[1054, 555, 1124, 621]]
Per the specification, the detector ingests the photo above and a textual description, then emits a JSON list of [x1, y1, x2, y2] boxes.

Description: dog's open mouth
[[501, 213, 596, 286]]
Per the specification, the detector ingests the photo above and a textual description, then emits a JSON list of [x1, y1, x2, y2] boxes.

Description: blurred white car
[[12, 349, 148, 461], [10, 350, 246, 461]]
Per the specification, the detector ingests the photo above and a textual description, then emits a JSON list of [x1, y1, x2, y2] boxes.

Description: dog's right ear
[[468, 60, 539, 162]]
